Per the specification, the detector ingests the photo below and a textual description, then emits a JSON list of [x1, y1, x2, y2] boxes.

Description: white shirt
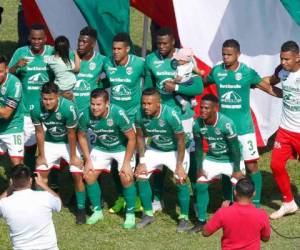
[[175, 61, 194, 83], [278, 68, 300, 132], [0, 189, 61, 250]]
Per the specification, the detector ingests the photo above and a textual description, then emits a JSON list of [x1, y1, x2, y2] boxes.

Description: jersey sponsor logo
[[26, 66, 47, 71], [153, 60, 163, 68], [159, 119, 165, 127], [220, 84, 241, 89], [75, 80, 90, 91], [220, 91, 242, 109], [98, 134, 119, 146], [152, 134, 173, 146], [112, 85, 132, 101], [110, 77, 131, 83], [217, 72, 228, 80], [126, 66, 133, 75], [48, 126, 67, 137], [107, 118, 114, 127], [274, 141, 281, 149], [156, 71, 175, 76], [214, 128, 221, 135], [77, 73, 94, 78], [107, 66, 117, 74], [235, 72, 242, 81], [41, 112, 50, 119], [28, 73, 49, 83], [56, 112, 62, 120], [89, 62, 96, 71]]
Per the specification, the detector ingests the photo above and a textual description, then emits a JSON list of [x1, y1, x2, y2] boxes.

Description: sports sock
[[195, 183, 209, 222], [123, 183, 137, 214], [137, 179, 153, 212], [86, 182, 101, 211], [250, 171, 262, 208], [75, 190, 86, 210], [177, 183, 190, 217]]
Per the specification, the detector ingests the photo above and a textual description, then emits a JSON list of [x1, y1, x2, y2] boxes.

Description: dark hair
[[142, 87, 160, 97], [235, 178, 255, 198], [41, 82, 59, 94], [201, 94, 219, 104], [223, 39, 240, 52], [0, 55, 7, 64], [30, 23, 46, 32], [113, 32, 131, 47], [90, 88, 109, 102], [10, 165, 32, 189], [80, 26, 97, 40], [157, 27, 174, 38], [281, 41, 299, 54], [54, 36, 71, 65]]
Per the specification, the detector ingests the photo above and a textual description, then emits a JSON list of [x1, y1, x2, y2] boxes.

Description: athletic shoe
[[86, 209, 103, 225], [135, 197, 143, 213], [123, 213, 136, 229], [109, 197, 125, 214], [176, 219, 190, 233], [136, 214, 155, 229], [76, 209, 86, 225], [188, 222, 206, 234], [270, 200, 298, 220], [152, 200, 164, 213]]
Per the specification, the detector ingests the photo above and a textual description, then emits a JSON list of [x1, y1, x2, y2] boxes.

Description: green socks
[[177, 184, 190, 217], [75, 190, 86, 210], [137, 179, 153, 212], [123, 183, 137, 214], [250, 171, 262, 208], [86, 182, 101, 211], [195, 183, 209, 221]]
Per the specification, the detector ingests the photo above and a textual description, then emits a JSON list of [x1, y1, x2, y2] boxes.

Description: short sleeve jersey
[[0, 73, 24, 134], [72, 51, 106, 112], [145, 50, 197, 120], [207, 63, 261, 135], [30, 97, 78, 143], [103, 55, 145, 121], [8, 45, 54, 114], [79, 104, 133, 152], [193, 112, 238, 163], [135, 104, 183, 152]]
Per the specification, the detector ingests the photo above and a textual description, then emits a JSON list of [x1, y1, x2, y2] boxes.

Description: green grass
[[1, 1, 300, 249]]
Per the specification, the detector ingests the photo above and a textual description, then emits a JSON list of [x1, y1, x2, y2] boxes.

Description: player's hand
[[135, 163, 148, 178], [69, 156, 83, 169], [36, 155, 47, 167], [120, 162, 134, 181], [83, 158, 94, 176], [16, 58, 29, 68], [164, 80, 176, 92], [34, 172, 47, 189], [175, 163, 187, 184], [231, 171, 244, 182], [196, 169, 207, 182]]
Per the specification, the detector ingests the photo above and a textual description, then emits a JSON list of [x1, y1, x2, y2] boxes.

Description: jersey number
[[247, 140, 254, 151], [13, 135, 22, 145]]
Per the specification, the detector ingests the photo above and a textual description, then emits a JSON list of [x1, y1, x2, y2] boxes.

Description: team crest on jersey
[[126, 67, 133, 75], [235, 73, 242, 81], [1, 87, 6, 95], [107, 118, 114, 127], [170, 59, 178, 70], [89, 62, 96, 71], [56, 112, 62, 120], [214, 128, 221, 135], [200, 128, 207, 135], [159, 119, 165, 127]]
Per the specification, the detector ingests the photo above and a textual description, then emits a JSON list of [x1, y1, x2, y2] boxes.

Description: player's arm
[[8, 51, 28, 74], [135, 127, 147, 177], [263, 65, 282, 86], [174, 75, 204, 96], [77, 129, 93, 174], [0, 105, 15, 119], [202, 209, 222, 237], [144, 58, 155, 89], [175, 131, 185, 167], [256, 80, 282, 98], [35, 124, 47, 166]]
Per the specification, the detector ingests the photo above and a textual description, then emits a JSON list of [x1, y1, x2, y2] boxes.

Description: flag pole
[[141, 15, 149, 58]]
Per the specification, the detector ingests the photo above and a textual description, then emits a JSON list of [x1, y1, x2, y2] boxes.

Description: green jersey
[[72, 51, 106, 111], [145, 50, 203, 120], [0, 74, 24, 134], [135, 104, 183, 152], [79, 104, 133, 152], [103, 54, 145, 121], [8, 45, 54, 114], [207, 62, 261, 135], [193, 112, 239, 163], [30, 97, 78, 143]]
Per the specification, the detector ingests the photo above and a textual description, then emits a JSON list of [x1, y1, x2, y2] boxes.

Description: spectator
[[202, 178, 271, 250], [0, 165, 61, 250]]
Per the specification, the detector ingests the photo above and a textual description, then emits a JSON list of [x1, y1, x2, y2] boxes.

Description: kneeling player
[[78, 89, 137, 229], [135, 88, 190, 232], [190, 94, 245, 233], [30, 82, 85, 224]]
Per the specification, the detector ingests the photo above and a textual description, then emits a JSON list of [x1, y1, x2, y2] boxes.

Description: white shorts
[[24, 115, 36, 147], [36, 141, 82, 173], [90, 149, 136, 172], [238, 133, 259, 162], [182, 117, 194, 152], [0, 133, 24, 158], [197, 159, 246, 183], [138, 147, 190, 179]]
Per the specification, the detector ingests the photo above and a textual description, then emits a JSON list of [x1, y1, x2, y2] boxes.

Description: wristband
[[139, 157, 146, 164], [175, 84, 179, 91]]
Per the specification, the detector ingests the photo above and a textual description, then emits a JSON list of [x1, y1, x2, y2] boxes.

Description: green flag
[[281, 0, 300, 26], [74, 0, 130, 56]]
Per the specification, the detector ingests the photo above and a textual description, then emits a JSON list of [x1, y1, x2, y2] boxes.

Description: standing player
[[204, 39, 282, 208], [30, 82, 85, 224], [0, 56, 24, 166], [9, 24, 53, 170], [103, 32, 145, 213], [264, 41, 300, 219], [78, 89, 137, 228], [135, 88, 190, 232], [73, 27, 106, 112], [191, 94, 244, 233], [144, 27, 203, 210]]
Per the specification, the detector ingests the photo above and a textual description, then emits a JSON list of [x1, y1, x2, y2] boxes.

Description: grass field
[[1, 1, 300, 249]]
